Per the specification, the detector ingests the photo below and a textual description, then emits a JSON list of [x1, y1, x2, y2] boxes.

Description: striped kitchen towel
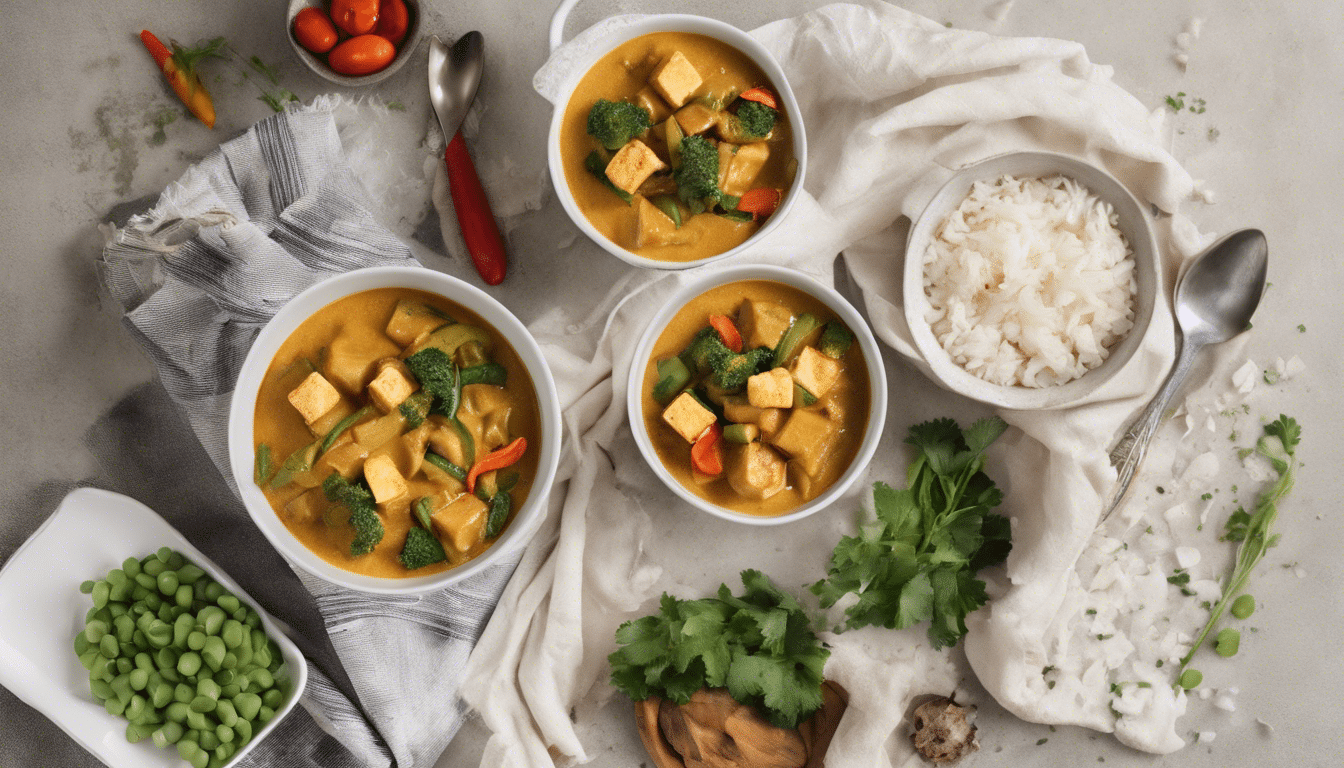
[[99, 102, 515, 768]]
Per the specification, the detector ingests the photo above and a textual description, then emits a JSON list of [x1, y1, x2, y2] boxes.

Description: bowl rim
[[902, 150, 1160, 410], [546, 13, 809, 271], [286, 0, 424, 87], [226, 266, 562, 595], [626, 264, 888, 526]]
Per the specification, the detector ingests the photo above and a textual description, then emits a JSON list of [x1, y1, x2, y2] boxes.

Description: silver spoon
[[1101, 228, 1269, 522]]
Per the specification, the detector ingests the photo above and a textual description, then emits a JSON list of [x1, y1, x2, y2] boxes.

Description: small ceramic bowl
[[547, 14, 808, 270], [627, 265, 887, 526], [286, 0, 423, 87], [227, 266, 562, 595], [903, 151, 1159, 410]]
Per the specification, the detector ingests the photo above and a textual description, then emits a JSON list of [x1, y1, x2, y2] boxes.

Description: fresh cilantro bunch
[[608, 570, 828, 729], [1178, 415, 1300, 676], [811, 417, 1012, 649]]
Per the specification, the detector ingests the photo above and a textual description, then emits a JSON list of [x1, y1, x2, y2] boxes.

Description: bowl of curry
[[227, 267, 561, 594], [628, 265, 887, 524], [549, 15, 807, 269]]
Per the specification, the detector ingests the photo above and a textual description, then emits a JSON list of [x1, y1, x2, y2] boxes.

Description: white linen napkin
[[450, 2, 1211, 764]]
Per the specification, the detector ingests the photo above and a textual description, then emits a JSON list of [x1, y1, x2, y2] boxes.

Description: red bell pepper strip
[[466, 436, 527, 493], [139, 30, 219, 129], [739, 87, 778, 110], [708, 315, 743, 353], [736, 188, 783, 221], [690, 424, 724, 476]]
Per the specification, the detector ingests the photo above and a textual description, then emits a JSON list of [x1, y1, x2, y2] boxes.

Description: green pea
[[201, 606, 225, 636], [165, 701, 191, 723], [116, 656, 134, 675], [80, 580, 96, 594], [174, 682, 194, 703], [151, 681, 174, 709], [99, 634, 119, 659], [250, 669, 275, 691], [107, 569, 128, 588], [233, 693, 261, 721], [166, 551, 185, 569], [197, 678, 222, 702], [1215, 628, 1241, 657], [143, 557, 166, 577], [233, 719, 253, 745], [188, 630, 207, 651], [135, 572, 158, 590], [85, 620, 108, 643], [178, 651, 202, 676], [125, 721, 152, 743], [220, 683, 240, 699], [126, 694, 148, 721], [221, 652, 238, 671], [190, 695, 217, 713], [153, 721, 184, 748], [202, 636, 227, 671], [204, 582, 224, 602], [177, 564, 206, 585], [128, 668, 149, 691], [104, 696, 127, 716], [79, 650, 100, 672], [89, 679, 114, 702], [221, 620, 244, 649], [176, 584, 194, 609], [215, 723, 235, 744], [157, 570, 180, 596], [1178, 669, 1203, 689], [198, 729, 220, 751], [260, 687, 283, 709], [146, 620, 172, 648], [258, 705, 275, 723], [215, 742, 237, 762], [1231, 594, 1256, 619], [217, 594, 240, 614], [177, 738, 201, 761], [186, 709, 211, 731]]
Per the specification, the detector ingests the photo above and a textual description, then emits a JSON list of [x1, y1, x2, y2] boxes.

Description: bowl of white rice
[[904, 152, 1158, 410]]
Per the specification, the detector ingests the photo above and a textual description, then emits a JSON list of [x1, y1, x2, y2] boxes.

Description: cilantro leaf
[[812, 416, 1011, 648]]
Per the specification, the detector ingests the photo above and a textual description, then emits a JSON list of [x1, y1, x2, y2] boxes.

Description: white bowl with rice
[[904, 152, 1158, 410]]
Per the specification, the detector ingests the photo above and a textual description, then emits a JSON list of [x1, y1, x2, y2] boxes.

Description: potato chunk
[[674, 103, 720, 137], [746, 368, 793, 409], [737, 300, 793, 350], [634, 86, 672, 124], [720, 142, 770, 197], [287, 371, 341, 425], [790, 346, 842, 399], [649, 50, 702, 109], [431, 493, 488, 553], [768, 409, 834, 477], [605, 140, 668, 196], [363, 453, 407, 504], [662, 392, 717, 443], [726, 442, 787, 500], [325, 324, 401, 394], [367, 361, 419, 413]]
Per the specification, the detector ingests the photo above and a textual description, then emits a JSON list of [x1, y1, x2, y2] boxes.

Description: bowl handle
[[548, 0, 583, 52]]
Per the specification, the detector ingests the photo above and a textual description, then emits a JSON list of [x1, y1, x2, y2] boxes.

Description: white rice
[[922, 174, 1136, 388]]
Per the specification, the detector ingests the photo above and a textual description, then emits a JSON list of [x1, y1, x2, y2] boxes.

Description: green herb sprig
[[811, 417, 1012, 649]]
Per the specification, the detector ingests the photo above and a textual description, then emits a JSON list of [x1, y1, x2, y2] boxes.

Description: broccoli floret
[[398, 527, 447, 570], [322, 474, 384, 557], [398, 390, 433, 428], [681, 327, 732, 374], [817, 322, 855, 359], [404, 348, 460, 418], [586, 99, 652, 151], [712, 347, 773, 390], [674, 135, 721, 206], [732, 100, 777, 140]]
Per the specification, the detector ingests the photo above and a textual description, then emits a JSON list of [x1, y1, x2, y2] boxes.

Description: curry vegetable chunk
[[563, 32, 796, 262], [253, 288, 541, 578], [643, 280, 870, 516]]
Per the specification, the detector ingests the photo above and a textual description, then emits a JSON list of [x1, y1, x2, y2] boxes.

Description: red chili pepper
[[739, 87, 778, 110], [708, 315, 743, 353], [690, 424, 723, 476], [736, 188, 783, 221], [139, 30, 218, 128], [466, 436, 527, 493]]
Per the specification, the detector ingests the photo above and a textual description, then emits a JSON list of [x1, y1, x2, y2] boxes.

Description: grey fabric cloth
[[98, 105, 518, 768]]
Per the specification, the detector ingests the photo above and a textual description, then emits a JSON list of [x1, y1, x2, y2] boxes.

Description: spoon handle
[[445, 131, 508, 286], [1101, 335, 1204, 522]]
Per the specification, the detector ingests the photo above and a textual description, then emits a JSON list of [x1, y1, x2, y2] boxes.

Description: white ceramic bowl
[[0, 488, 307, 768], [627, 265, 887, 525], [286, 0, 423, 87], [547, 14, 808, 271], [903, 151, 1159, 410], [227, 266, 562, 594]]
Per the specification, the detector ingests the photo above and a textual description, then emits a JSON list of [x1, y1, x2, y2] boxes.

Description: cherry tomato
[[373, 0, 410, 47], [327, 34, 396, 76], [330, 0, 379, 36], [293, 7, 339, 54]]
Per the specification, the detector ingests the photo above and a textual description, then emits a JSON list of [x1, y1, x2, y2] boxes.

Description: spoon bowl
[[428, 33, 484, 140], [1103, 228, 1269, 522]]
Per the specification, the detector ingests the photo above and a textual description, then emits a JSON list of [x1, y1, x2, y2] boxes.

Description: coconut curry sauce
[[562, 32, 796, 262], [642, 281, 871, 516], [253, 288, 541, 579]]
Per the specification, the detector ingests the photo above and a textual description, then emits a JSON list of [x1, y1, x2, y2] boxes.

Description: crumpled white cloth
[[448, 2, 1208, 764]]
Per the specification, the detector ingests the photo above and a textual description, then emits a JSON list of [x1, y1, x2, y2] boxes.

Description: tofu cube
[[385, 299, 449, 347], [631, 196, 690, 249], [325, 325, 402, 394], [287, 371, 341, 425], [737, 300, 794, 350], [604, 139, 667, 196], [790, 347, 842, 399], [721, 142, 770, 197], [367, 362, 419, 413], [746, 368, 794, 409], [431, 493, 488, 553], [768, 409, 833, 477], [725, 442, 787, 500], [649, 51, 703, 109], [662, 392, 717, 443], [317, 438, 367, 480], [674, 103, 720, 137], [722, 396, 784, 439], [634, 86, 672, 124], [363, 453, 408, 504]]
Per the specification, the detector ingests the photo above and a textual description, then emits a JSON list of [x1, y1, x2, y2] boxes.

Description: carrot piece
[[739, 87, 778, 110], [708, 315, 743, 353], [466, 437, 528, 493], [737, 188, 783, 221], [139, 30, 218, 129], [690, 424, 723, 476]]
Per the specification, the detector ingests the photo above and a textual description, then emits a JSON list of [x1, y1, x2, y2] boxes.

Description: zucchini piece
[[424, 451, 468, 483], [456, 341, 488, 368], [584, 151, 634, 204], [663, 118, 684, 168], [407, 324, 493, 359], [793, 383, 818, 407], [319, 405, 375, 454], [652, 357, 692, 403], [450, 418, 476, 467], [723, 423, 759, 444], [269, 441, 319, 489], [484, 492, 511, 539], [715, 209, 753, 223], [651, 195, 683, 228], [254, 444, 273, 487], [412, 497, 435, 530], [817, 322, 855, 359], [460, 363, 507, 387], [772, 313, 822, 367]]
